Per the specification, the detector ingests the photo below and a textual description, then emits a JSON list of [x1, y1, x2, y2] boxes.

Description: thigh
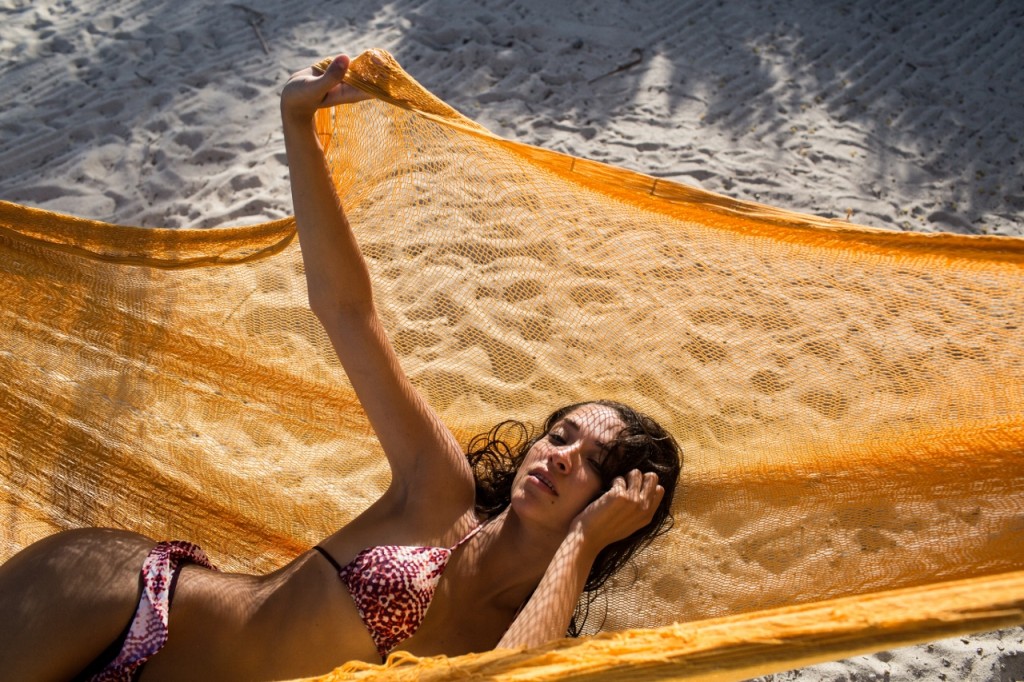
[[0, 527, 155, 681]]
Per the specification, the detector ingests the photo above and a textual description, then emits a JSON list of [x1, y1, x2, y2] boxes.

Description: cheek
[[519, 443, 551, 472], [577, 473, 605, 506], [511, 448, 543, 491], [519, 442, 538, 461]]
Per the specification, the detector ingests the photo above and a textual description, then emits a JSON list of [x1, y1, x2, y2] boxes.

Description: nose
[[548, 442, 577, 473]]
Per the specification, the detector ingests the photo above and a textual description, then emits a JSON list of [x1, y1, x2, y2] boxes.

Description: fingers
[[283, 53, 372, 122], [617, 469, 661, 493], [609, 470, 664, 510], [610, 469, 642, 491], [575, 470, 666, 548], [319, 55, 375, 107], [305, 54, 349, 103]]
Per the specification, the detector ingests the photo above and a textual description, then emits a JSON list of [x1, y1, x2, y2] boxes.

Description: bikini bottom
[[73, 540, 215, 682]]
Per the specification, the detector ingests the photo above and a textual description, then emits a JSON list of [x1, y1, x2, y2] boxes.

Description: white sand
[[0, 0, 1021, 678]]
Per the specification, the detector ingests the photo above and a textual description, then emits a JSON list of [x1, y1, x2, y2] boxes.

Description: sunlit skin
[[0, 54, 666, 681]]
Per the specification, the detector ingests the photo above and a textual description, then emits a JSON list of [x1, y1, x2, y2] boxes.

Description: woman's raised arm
[[280, 55, 473, 510]]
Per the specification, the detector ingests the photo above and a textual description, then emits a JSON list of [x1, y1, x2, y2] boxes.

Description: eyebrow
[[563, 417, 607, 451]]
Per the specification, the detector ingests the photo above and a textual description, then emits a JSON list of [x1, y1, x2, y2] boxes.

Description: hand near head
[[281, 54, 373, 124], [571, 470, 664, 551]]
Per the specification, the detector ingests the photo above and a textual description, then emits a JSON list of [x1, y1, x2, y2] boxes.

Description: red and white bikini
[[314, 523, 484, 660], [78, 524, 483, 678]]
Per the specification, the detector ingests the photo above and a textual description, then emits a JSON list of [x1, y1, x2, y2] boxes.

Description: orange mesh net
[[1, 50, 1022, 680]]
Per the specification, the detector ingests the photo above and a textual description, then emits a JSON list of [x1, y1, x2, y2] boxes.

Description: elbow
[[308, 294, 374, 325], [305, 275, 375, 322], [306, 294, 333, 322]]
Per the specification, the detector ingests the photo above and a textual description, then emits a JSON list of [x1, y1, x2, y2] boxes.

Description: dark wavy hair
[[464, 399, 681, 636]]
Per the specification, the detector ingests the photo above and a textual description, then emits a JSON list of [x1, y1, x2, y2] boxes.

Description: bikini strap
[[313, 545, 344, 573], [449, 521, 484, 551]]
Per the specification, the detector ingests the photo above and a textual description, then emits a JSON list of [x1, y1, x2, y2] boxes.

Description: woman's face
[[510, 403, 625, 532]]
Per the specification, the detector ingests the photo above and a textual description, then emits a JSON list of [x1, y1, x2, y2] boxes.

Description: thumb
[[319, 54, 350, 84]]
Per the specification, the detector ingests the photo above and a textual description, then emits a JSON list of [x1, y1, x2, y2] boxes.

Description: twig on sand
[[231, 4, 270, 55], [588, 48, 644, 84]]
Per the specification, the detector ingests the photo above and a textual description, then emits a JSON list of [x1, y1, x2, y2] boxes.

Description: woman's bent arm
[[499, 470, 665, 649]]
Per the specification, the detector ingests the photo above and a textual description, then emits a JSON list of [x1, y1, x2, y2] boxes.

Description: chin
[[509, 489, 572, 532]]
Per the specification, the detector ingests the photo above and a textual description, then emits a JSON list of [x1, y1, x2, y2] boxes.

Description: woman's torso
[[138, 499, 515, 681]]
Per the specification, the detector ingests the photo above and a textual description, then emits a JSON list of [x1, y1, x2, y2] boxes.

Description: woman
[[0, 54, 680, 682]]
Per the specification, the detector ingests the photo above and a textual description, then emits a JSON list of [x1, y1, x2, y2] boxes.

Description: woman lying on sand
[[0, 53, 680, 682]]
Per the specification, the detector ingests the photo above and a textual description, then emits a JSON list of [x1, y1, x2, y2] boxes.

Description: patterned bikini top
[[314, 523, 484, 660]]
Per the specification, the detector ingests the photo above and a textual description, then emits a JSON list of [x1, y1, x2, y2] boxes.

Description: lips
[[528, 469, 558, 496]]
